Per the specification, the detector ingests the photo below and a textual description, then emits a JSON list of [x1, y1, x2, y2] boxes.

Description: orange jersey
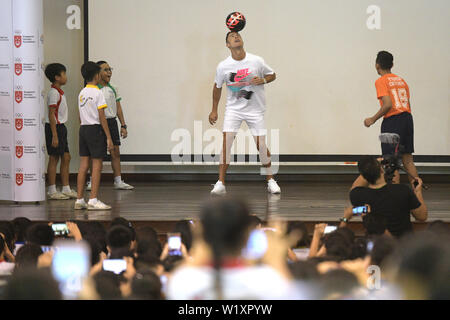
[[375, 73, 411, 118]]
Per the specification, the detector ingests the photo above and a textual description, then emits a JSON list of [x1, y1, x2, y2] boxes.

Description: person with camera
[[341, 156, 427, 238]]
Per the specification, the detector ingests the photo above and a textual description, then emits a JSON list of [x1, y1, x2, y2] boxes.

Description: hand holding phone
[[352, 205, 369, 216], [51, 223, 69, 237], [167, 233, 182, 256], [324, 226, 337, 234], [103, 259, 127, 275]]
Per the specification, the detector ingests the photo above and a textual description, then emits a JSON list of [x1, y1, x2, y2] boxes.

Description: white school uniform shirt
[[98, 83, 122, 119], [45, 85, 68, 124], [215, 52, 274, 115], [78, 84, 107, 125]]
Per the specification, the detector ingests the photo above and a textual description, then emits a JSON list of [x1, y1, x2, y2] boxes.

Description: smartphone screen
[[51, 240, 90, 299], [352, 206, 369, 216], [103, 259, 127, 275], [52, 223, 69, 237], [167, 233, 182, 256], [242, 229, 268, 260], [324, 226, 337, 234]]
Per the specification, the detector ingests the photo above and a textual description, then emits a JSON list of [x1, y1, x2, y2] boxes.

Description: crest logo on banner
[[16, 173, 24, 186], [16, 145, 23, 158], [14, 35, 22, 48], [15, 90, 23, 103], [15, 63, 22, 76], [15, 118, 23, 131]]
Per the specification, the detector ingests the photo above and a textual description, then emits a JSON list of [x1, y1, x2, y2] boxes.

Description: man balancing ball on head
[[364, 51, 420, 186], [209, 30, 281, 195]]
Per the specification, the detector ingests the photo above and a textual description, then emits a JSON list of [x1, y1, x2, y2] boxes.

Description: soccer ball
[[226, 12, 246, 32]]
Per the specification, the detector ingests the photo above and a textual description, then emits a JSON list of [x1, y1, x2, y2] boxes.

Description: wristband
[[121, 125, 127, 129], [339, 217, 349, 223]]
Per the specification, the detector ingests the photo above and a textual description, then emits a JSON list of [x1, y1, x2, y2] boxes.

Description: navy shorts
[[380, 112, 414, 155], [107, 118, 121, 146], [79, 124, 107, 159], [45, 123, 69, 156]]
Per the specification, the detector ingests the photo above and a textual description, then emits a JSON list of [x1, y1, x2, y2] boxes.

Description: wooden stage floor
[[1, 181, 449, 225]]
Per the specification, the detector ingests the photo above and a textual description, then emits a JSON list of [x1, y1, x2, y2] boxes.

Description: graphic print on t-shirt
[[227, 68, 254, 100]]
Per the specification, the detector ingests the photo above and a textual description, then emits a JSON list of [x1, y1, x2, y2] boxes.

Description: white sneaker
[[267, 178, 281, 194], [86, 180, 91, 191], [210, 180, 226, 195], [74, 200, 88, 210], [88, 200, 111, 211], [48, 191, 70, 200], [62, 189, 78, 199], [114, 180, 134, 190]]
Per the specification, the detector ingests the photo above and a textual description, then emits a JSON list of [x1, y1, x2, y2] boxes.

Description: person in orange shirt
[[364, 51, 419, 185]]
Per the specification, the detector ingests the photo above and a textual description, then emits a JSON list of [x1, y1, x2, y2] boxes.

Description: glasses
[[103, 68, 113, 72]]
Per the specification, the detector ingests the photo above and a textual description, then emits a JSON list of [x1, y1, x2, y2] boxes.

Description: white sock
[[62, 185, 71, 193], [48, 185, 57, 194], [114, 176, 122, 184], [88, 198, 98, 205], [76, 198, 86, 204]]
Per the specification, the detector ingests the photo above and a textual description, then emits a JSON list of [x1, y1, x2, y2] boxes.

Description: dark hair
[[134, 254, 163, 274], [3, 268, 62, 300], [13, 244, 43, 273], [249, 215, 263, 230], [350, 237, 368, 260], [370, 235, 397, 267], [44, 63, 66, 83], [0, 236, 5, 257], [323, 231, 353, 261], [162, 255, 184, 273], [135, 226, 162, 258], [106, 225, 133, 250], [358, 155, 381, 185], [12, 217, 32, 243], [93, 271, 122, 300], [130, 270, 162, 300], [0, 222, 15, 253], [363, 213, 388, 236], [200, 197, 252, 299], [111, 218, 136, 241], [96, 60, 108, 66], [376, 51, 393, 70], [392, 231, 450, 299], [77, 221, 107, 254], [26, 224, 54, 246], [173, 220, 193, 252], [225, 31, 239, 43], [81, 61, 101, 82], [320, 269, 360, 298], [288, 260, 320, 282]]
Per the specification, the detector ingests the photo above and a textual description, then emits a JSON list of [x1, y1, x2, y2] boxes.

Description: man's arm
[[250, 73, 276, 86], [116, 100, 127, 138], [209, 84, 222, 125], [410, 178, 428, 221], [364, 95, 392, 127]]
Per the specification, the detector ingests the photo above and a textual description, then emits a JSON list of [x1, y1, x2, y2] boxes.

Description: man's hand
[[51, 136, 59, 148], [313, 223, 327, 237], [66, 221, 82, 241], [107, 138, 113, 152], [250, 76, 265, 86], [209, 111, 218, 125], [120, 127, 128, 139], [364, 117, 375, 127], [413, 177, 423, 193]]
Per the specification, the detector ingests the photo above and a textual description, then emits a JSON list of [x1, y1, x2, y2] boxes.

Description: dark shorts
[[381, 112, 414, 155], [107, 118, 121, 146], [45, 123, 69, 156], [79, 124, 107, 159]]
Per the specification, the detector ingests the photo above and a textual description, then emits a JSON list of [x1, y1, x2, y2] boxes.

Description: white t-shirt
[[45, 86, 68, 124], [78, 85, 107, 125], [215, 52, 274, 115], [98, 83, 122, 119], [166, 264, 293, 300]]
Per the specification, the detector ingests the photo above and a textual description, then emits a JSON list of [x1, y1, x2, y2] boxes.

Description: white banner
[[0, 0, 14, 201], [11, 0, 45, 202]]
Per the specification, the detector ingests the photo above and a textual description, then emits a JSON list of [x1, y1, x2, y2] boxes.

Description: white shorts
[[223, 111, 267, 136]]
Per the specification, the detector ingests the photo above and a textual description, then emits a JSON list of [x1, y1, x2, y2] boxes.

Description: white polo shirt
[[78, 84, 107, 125], [98, 83, 121, 119], [45, 85, 68, 124]]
